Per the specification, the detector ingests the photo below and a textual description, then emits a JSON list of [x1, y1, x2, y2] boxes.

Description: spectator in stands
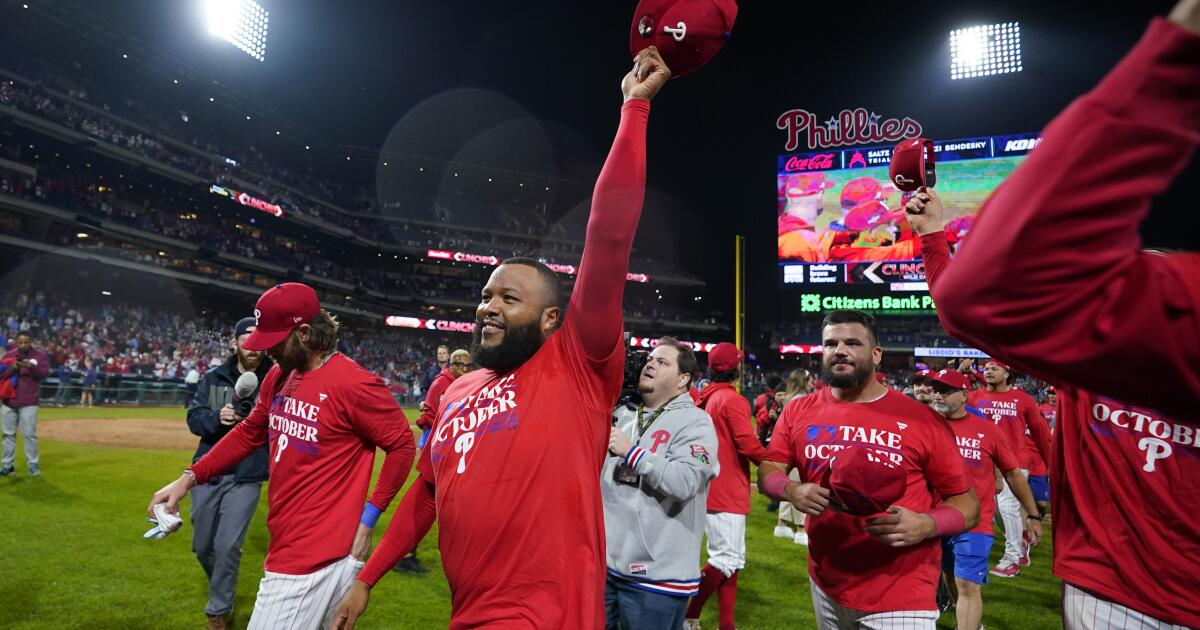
[[80, 358, 97, 407], [185, 317, 273, 630], [53, 361, 73, 406], [0, 331, 50, 476]]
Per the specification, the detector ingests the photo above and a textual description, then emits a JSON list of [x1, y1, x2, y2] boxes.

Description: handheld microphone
[[234, 371, 259, 418]]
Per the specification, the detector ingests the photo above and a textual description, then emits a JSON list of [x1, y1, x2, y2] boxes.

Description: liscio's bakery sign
[[777, 107, 923, 151]]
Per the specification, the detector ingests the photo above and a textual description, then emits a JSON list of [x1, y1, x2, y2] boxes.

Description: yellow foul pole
[[734, 234, 745, 393]]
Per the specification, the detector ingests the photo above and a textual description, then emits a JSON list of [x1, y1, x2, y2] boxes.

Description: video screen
[[776, 133, 1039, 284]]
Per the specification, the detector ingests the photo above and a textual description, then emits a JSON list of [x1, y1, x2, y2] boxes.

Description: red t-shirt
[[698, 382, 767, 514], [1028, 402, 1056, 476], [766, 388, 970, 612], [421, 317, 622, 628], [1053, 387, 1200, 627], [967, 388, 1049, 470], [944, 412, 1019, 536], [189, 354, 414, 574]]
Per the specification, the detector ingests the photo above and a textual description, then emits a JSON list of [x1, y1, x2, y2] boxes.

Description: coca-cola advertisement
[[778, 141, 1031, 266]]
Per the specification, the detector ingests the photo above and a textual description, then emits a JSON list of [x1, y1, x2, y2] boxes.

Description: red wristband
[[762, 471, 791, 500], [929, 505, 966, 536]]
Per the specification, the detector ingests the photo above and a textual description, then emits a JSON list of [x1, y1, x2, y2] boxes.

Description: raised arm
[[930, 15, 1200, 419], [567, 47, 669, 360]]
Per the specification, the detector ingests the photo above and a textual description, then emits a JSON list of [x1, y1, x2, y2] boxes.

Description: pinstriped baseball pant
[[1063, 584, 1189, 630], [809, 579, 938, 630], [247, 555, 364, 630]]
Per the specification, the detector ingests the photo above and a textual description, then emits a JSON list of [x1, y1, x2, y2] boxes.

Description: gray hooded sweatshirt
[[602, 393, 719, 596]]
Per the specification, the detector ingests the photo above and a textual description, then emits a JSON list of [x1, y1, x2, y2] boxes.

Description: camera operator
[[185, 316, 273, 630]]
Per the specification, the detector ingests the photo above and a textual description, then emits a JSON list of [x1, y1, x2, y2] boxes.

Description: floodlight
[[205, 0, 269, 61], [950, 22, 1021, 80]]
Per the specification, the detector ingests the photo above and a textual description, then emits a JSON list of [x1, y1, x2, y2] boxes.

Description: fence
[[34, 376, 422, 408]]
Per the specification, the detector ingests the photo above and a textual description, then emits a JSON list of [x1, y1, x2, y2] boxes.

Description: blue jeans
[[604, 575, 688, 630]]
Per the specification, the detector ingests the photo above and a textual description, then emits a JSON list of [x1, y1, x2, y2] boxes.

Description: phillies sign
[[776, 108, 923, 152]]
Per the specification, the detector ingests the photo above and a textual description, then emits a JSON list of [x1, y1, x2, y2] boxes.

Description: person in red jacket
[[967, 360, 1051, 578], [332, 48, 671, 630], [685, 342, 767, 630], [754, 374, 782, 432], [0, 331, 50, 476], [394, 347, 471, 577], [906, 5, 1200, 620]]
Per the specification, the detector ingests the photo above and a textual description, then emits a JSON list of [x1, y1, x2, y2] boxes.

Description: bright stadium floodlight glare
[[205, 0, 269, 62], [950, 22, 1021, 80]]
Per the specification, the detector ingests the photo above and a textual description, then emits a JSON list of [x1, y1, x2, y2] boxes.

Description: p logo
[[1138, 437, 1172, 473], [649, 430, 671, 454], [253, 308, 262, 326]]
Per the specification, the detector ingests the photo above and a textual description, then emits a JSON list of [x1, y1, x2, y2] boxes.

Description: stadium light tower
[[204, 0, 269, 61], [950, 22, 1021, 80]]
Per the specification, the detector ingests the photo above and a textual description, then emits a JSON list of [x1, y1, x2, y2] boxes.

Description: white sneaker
[[683, 619, 702, 630], [773, 525, 793, 539], [793, 530, 809, 545]]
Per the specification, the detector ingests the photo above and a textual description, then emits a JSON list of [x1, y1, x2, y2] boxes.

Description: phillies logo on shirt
[[649, 429, 671, 453], [1090, 399, 1197, 473], [978, 399, 1018, 425], [430, 373, 520, 475], [268, 394, 322, 461]]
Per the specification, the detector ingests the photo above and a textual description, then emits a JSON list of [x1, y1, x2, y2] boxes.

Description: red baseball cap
[[631, 0, 738, 78], [785, 172, 836, 199], [242, 283, 321, 351], [820, 445, 906, 516], [839, 177, 894, 209], [708, 342, 743, 371], [911, 369, 932, 383], [928, 369, 970, 391], [843, 199, 904, 231], [889, 137, 936, 192], [984, 359, 1011, 372]]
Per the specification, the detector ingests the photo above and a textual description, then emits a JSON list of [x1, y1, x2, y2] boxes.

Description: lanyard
[[636, 396, 677, 437]]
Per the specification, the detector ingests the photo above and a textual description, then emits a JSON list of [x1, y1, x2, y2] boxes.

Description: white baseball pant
[[704, 512, 746, 577], [1063, 584, 1189, 630], [247, 555, 364, 630], [810, 579, 938, 630], [995, 467, 1028, 565]]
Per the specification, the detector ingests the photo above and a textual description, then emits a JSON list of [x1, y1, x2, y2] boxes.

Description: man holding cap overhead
[[147, 282, 416, 629], [967, 359, 1050, 579], [685, 341, 766, 630], [927, 369, 1041, 630], [759, 309, 977, 629]]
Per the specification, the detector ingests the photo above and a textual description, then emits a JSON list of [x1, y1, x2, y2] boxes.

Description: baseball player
[[147, 283, 416, 629], [684, 342, 767, 630], [758, 309, 978, 629], [330, 48, 671, 630], [395, 348, 471, 576], [966, 359, 1050, 578], [907, 4, 1200, 615], [1028, 389, 1055, 522], [926, 369, 1042, 630]]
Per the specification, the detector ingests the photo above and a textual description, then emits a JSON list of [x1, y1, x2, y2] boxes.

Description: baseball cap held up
[[631, 0, 738, 78], [242, 283, 321, 351]]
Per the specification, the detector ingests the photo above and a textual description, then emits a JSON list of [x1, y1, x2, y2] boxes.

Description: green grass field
[[0, 407, 1063, 629]]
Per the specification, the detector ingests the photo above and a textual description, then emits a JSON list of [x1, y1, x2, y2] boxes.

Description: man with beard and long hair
[[758, 309, 978, 629], [331, 47, 671, 630], [148, 283, 415, 629], [184, 316, 274, 630]]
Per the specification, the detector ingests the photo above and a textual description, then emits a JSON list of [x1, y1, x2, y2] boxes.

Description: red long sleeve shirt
[[416, 368, 456, 430], [187, 353, 415, 575], [933, 18, 1200, 421], [698, 382, 766, 514], [919, 21, 1200, 623], [359, 99, 650, 630]]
